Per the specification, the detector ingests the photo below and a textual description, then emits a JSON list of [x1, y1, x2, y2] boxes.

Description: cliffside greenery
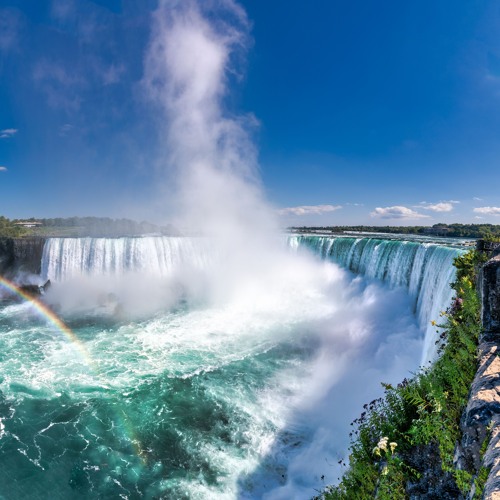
[[0, 216, 28, 237], [317, 249, 487, 499]]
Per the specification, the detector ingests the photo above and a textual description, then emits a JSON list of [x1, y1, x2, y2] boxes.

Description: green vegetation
[[0, 216, 29, 237], [0, 216, 177, 238], [291, 223, 500, 239], [318, 249, 488, 499], [32, 217, 177, 237]]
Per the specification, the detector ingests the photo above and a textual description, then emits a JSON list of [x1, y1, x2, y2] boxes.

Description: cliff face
[[457, 254, 500, 499], [0, 238, 15, 274], [0, 237, 46, 276]]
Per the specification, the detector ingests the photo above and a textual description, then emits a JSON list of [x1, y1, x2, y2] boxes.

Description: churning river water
[[0, 235, 465, 499]]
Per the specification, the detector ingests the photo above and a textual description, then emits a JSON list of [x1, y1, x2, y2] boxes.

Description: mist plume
[[143, 0, 274, 240]]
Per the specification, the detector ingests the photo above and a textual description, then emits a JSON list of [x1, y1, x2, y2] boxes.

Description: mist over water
[[2, 236, 430, 498], [0, 1, 462, 499]]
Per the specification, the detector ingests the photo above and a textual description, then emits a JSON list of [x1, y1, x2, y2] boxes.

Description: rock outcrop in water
[[0, 237, 46, 276]]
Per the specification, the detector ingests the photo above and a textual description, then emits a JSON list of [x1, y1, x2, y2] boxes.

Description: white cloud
[[370, 206, 430, 219], [0, 9, 22, 54], [51, 0, 76, 22], [102, 63, 126, 85], [0, 128, 18, 139], [0, 166, 7, 172], [33, 60, 83, 111], [473, 206, 500, 216], [473, 197, 483, 201], [59, 123, 74, 136], [419, 202, 454, 212], [278, 205, 342, 216]]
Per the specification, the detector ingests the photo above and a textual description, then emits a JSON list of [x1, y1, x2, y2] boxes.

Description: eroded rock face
[[482, 255, 500, 337], [11, 238, 45, 274], [483, 414, 500, 499], [406, 442, 464, 499], [0, 237, 46, 276], [458, 255, 500, 499], [459, 343, 500, 471], [0, 238, 15, 274]]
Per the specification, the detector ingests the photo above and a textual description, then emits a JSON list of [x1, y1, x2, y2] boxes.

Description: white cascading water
[[41, 236, 217, 281], [0, 233, 461, 499], [42, 234, 462, 366], [288, 235, 463, 365], [1, 0, 467, 496]]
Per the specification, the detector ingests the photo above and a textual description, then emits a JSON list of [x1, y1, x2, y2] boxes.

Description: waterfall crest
[[289, 235, 463, 364], [41, 236, 217, 282], [41, 235, 463, 364]]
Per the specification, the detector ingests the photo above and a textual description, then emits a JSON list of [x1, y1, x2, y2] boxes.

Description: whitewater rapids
[[0, 235, 463, 499]]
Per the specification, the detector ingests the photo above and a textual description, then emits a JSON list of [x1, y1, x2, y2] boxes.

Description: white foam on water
[[1, 251, 425, 498]]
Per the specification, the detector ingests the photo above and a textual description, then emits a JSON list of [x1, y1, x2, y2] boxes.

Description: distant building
[[14, 221, 42, 228]]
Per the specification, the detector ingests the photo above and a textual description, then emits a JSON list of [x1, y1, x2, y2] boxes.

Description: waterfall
[[41, 235, 463, 365], [41, 236, 217, 282], [289, 235, 464, 365], [30, 233, 465, 496]]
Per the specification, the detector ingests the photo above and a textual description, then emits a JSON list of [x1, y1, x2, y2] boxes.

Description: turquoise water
[[0, 298, 319, 498], [0, 236, 463, 498], [0, 302, 315, 498]]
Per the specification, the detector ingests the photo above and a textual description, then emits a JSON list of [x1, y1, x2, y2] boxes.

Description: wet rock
[[459, 342, 500, 472], [0, 237, 46, 276], [405, 442, 463, 499], [481, 255, 500, 337]]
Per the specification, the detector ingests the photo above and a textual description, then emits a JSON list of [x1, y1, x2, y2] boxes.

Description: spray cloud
[[143, 0, 275, 240], [137, 2, 426, 496], [0, 2, 451, 498], [38, 1, 431, 495]]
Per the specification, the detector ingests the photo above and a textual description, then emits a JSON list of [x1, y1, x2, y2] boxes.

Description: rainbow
[[0, 275, 147, 462], [0, 275, 93, 365]]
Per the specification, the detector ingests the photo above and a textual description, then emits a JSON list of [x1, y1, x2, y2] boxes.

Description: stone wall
[[458, 254, 500, 499], [0, 237, 46, 276], [476, 240, 500, 254]]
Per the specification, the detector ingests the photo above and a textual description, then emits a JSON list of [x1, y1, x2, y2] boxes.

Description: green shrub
[[318, 250, 483, 499], [0, 216, 28, 237]]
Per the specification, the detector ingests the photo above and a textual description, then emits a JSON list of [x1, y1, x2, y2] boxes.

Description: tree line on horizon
[[290, 223, 500, 239], [2, 216, 500, 239], [0, 216, 178, 238]]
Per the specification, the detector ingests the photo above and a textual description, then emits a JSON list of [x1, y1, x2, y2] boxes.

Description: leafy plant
[[318, 250, 484, 499], [0, 216, 28, 238]]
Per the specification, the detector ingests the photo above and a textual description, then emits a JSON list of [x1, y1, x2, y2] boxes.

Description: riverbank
[[317, 246, 500, 499]]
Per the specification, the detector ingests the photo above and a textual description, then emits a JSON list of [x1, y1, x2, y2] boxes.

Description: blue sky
[[1, 0, 500, 226]]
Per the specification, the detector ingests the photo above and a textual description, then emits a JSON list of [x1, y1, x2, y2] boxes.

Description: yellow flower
[[373, 436, 389, 456], [389, 442, 397, 453], [377, 436, 388, 452], [431, 320, 436, 326]]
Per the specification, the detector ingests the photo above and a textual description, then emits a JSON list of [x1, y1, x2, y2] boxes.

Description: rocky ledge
[[456, 254, 500, 499], [0, 237, 46, 276]]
